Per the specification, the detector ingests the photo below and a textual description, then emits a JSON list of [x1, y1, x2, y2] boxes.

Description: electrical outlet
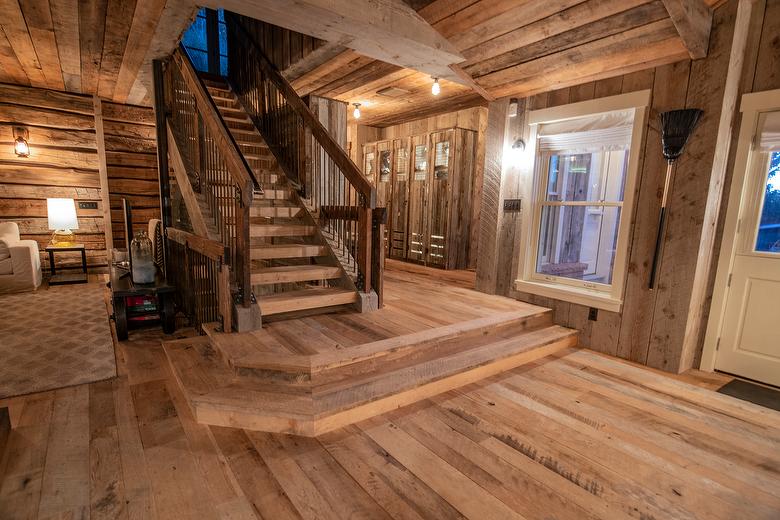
[[503, 199, 522, 212], [79, 201, 98, 210], [588, 307, 598, 321]]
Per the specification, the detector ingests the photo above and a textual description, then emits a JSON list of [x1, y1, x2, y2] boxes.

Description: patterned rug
[[0, 283, 117, 399]]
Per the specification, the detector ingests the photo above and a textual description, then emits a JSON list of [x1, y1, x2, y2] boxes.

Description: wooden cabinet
[[363, 128, 476, 269]]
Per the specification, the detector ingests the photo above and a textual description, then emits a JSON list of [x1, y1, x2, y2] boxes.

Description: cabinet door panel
[[427, 131, 451, 266], [390, 138, 409, 259], [408, 136, 428, 262]]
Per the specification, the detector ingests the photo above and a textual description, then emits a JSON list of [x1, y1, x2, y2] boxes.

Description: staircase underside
[[164, 305, 577, 436]]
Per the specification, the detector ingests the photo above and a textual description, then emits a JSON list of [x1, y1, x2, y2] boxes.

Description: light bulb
[[431, 78, 440, 96], [14, 136, 29, 157], [352, 103, 361, 119]]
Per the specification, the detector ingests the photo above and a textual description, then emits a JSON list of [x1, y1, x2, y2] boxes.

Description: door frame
[[701, 88, 780, 372]]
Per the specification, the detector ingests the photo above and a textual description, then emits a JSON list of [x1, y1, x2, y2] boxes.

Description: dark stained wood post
[[152, 58, 172, 229], [372, 207, 386, 307], [358, 204, 372, 294]]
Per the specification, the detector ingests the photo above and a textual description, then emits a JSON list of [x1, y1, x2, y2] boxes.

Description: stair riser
[[251, 207, 302, 218], [189, 333, 577, 436], [250, 226, 315, 238]]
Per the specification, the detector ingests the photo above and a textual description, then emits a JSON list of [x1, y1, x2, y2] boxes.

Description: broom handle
[[649, 162, 674, 289]]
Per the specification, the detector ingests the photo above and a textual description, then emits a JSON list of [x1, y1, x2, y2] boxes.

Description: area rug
[[0, 283, 117, 399]]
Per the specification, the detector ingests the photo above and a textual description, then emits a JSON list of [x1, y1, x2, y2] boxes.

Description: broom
[[648, 108, 703, 289]]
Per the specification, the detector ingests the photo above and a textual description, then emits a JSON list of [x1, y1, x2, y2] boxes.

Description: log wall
[[0, 83, 160, 271]]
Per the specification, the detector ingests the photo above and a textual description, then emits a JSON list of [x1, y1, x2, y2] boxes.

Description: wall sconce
[[431, 77, 441, 96], [13, 127, 29, 157], [352, 103, 361, 119], [507, 137, 527, 167]]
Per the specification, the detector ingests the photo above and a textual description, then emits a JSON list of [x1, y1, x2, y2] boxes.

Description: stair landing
[[163, 263, 578, 436]]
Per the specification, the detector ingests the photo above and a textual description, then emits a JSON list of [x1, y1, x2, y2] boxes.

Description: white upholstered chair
[[0, 222, 42, 294]]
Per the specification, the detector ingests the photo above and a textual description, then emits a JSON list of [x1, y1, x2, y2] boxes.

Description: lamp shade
[[47, 198, 79, 230]]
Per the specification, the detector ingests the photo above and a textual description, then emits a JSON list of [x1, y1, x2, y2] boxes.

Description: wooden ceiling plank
[[0, 0, 47, 87], [0, 83, 93, 113], [448, 64, 495, 101], [291, 50, 366, 95], [661, 0, 713, 59], [50, 0, 82, 92], [332, 68, 419, 102], [78, 0, 108, 95], [417, 0, 479, 25], [466, 1, 669, 78], [113, 0, 167, 102], [98, 0, 138, 100], [281, 39, 350, 82], [478, 18, 679, 89], [488, 36, 688, 99], [315, 61, 403, 99], [0, 28, 29, 85], [460, 0, 652, 65], [19, 0, 66, 90], [445, 0, 586, 49], [432, 0, 528, 39]]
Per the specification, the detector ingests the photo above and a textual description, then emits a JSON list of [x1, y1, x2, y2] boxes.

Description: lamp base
[[51, 229, 76, 247]]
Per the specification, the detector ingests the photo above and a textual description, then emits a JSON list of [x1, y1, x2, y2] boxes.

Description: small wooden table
[[109, 264, 176, 341], [45, 243, 88, 285]]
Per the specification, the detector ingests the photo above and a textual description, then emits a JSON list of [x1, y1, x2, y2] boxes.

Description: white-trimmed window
[[516, 90, 650, 312]]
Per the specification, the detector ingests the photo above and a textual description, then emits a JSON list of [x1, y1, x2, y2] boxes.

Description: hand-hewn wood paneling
[[98, 100, 159, 249], [477, 0, 778, 374]]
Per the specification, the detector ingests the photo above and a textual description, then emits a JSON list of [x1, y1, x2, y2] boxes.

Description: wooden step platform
[[257, 286, 359, 316], [250, 224, 316, 237], [164, 310, 577, 436], [251, 264, 342, 284], [251, 243, 328, 259]]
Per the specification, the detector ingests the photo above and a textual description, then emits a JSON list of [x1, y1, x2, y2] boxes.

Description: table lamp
[[47, 198, 79, 246]]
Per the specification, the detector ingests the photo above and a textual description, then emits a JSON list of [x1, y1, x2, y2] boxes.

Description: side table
[[45, 243, 88, 285]]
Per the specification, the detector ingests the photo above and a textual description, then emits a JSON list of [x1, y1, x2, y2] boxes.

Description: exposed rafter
[[662, 0, 714, 59]]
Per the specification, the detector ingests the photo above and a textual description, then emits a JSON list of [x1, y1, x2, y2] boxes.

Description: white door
[[714, 109, 780, 386]]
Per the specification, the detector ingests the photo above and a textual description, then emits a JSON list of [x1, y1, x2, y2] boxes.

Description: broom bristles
[[659, 109, 703, 162]]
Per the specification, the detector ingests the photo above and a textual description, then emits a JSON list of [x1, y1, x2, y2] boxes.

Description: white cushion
[[0, 237, 11, 261], [0, 256, 12, 275]]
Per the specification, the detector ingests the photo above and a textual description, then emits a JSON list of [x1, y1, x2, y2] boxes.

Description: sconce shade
[[47, 198, 79, 231], [14, 136, 29, 157]]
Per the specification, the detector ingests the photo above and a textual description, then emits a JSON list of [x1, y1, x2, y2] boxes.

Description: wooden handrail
[[172, 46, 257, 204], [166, 227, 228, 261], [228, 18, 376, 208]]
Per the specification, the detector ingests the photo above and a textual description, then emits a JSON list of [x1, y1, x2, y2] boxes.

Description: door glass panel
[[756, 151, 780, 253], [414, 144, 427, 180], [434, 141, 449, 180], [379, 150, 391, 182], [364, 152, 375, 178]]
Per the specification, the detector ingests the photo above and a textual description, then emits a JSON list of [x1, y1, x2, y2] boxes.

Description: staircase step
[[250, 224, 316, 237], [251, 265, 341, 284], [258, 287, 359, 316], [251, 205, 302, 218], [251, 244, 328, 260], [163, 322, 577, 436], [256, 188, 291, 200]]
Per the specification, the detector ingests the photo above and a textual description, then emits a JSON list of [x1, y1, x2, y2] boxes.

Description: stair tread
[[259, 287, 358, 316], [250, 243, 328, 260], [251, 264, 341, 284]]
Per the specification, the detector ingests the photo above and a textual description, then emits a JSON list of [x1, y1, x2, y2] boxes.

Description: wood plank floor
[[1, 263, 779, 519]]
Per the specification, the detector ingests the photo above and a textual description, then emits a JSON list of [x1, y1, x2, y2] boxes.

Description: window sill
[[514, 279, 623, 313]]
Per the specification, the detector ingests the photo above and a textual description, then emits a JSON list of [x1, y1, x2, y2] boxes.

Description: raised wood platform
[[163, 263, 578, 435]]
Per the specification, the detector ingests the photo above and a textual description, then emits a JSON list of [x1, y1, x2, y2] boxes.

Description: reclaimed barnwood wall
[[477, 0, 780, 373], [0, 84, 106, 270], [0, 83, 160, 271], [99, 101, 159, 249]]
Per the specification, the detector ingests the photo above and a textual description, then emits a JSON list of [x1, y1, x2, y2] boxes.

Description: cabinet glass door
[[426, 132, 451, 266], [407, 136, 429, 262], [390, 139, 409, 259]]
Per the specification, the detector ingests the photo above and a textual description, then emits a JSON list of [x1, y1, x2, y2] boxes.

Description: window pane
[[395, 147, 408, 180], [434, 141, 449, 180], [414, 145, 427, 181], [536, 205, 621, 285], [545, 150, 628, 202], [756, 151, 780, 253], [364, 152, 375, 178], [379, 150, 391, 182]]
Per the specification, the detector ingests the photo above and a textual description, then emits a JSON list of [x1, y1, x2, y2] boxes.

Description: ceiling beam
[[210, 0, 465, 82], [449, 64, 495, 102], [662, 0, 713, 59], [281, 39, 351, 82]]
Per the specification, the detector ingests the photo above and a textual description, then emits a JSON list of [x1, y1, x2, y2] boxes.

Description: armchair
[[0, 222, 42, 294]]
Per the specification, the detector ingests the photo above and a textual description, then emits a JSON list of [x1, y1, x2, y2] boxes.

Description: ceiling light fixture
[[352, 103, 361, 119], [431, 78, 440, 96]]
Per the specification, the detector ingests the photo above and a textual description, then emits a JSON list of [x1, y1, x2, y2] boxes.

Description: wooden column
[[93, 97, 114, 257], [152, 59, 172, 228]]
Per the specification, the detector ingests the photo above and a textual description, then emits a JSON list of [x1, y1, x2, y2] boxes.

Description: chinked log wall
[[477, 0, 780, 373], [0, 83, 159, 270]]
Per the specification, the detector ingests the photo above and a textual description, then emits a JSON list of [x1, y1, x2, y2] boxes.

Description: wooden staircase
[[204, 78, 359, 318], [163, 305, 578, 436]]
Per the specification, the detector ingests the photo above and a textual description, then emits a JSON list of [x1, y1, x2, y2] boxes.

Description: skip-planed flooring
[[1, 263, 779, 519]]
